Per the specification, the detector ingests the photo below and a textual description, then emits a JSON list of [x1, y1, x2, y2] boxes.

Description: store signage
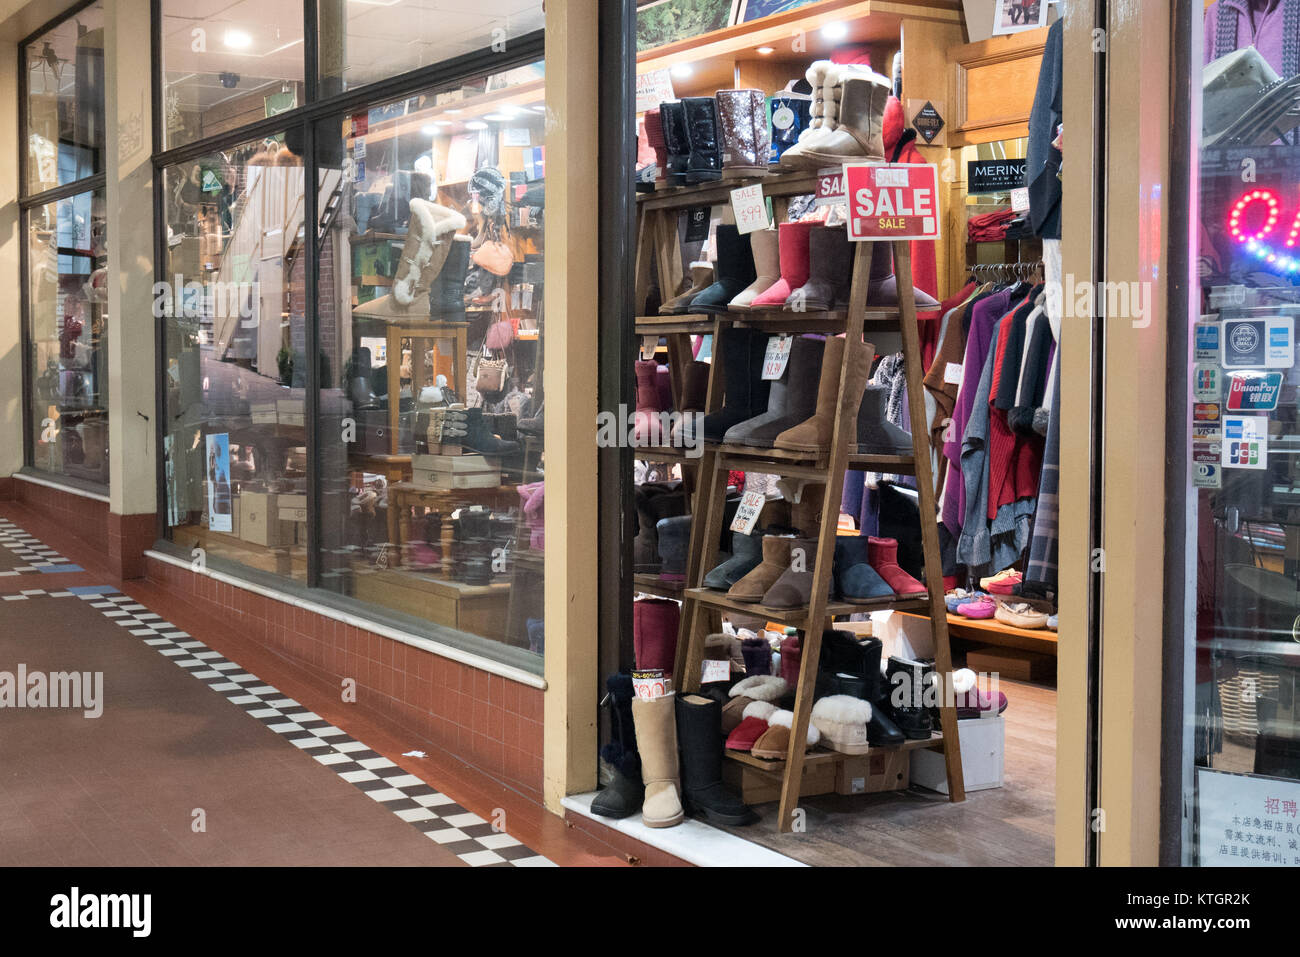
[[910, 101, 945, 145], [844, 163, 940, 242], [730, 184, 770, 235], [1193, 364, 1222, 401], [1010, 186, 1030, 213], [1227, 371, 1284, 411], [730, 490, 767, 535], [813, 170, 846, 208], [1224, 188, 1300, 274], [701, 659, 731, 684], [1195, 320, 1222, 360], [636, 69, 676, 114], [1193, 462, 1223, 489], [761, 335, 792, 379], [1196, 768, 1300, 867], [967, 159, 1027, 195], [631, 670, 670, 700], [684, 206, 711, 242], [1222, 414, 1268, 469], [640, 335, 659, 361], [1221, 316, 1293, 368]]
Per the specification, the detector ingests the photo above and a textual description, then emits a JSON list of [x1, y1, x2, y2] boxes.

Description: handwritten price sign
[[730, 184, 770, 234]]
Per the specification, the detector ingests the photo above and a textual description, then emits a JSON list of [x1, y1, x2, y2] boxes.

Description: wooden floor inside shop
[[710, 677, 1056, 867]]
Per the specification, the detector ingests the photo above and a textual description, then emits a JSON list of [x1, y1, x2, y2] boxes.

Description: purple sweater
[[1204, 0, 1290, 74]]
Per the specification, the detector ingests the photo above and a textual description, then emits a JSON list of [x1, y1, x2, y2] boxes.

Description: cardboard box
[[411, 453, 501, 489], [250, 401, 278, 425], [239, 492, 281, 546], [278, 493, 308, 523], [911, 715, 1005, 793], [834, 749, 910, 795], [722, 755, 836, 804], [965, 646, 1054, 682]]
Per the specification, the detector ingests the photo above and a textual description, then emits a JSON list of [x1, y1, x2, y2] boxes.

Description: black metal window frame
[[16, 0, 110, 491], [147, 0, 546, 675]]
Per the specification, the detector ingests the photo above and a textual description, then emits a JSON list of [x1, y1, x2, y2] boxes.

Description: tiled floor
[[0, 503, 677, 868]]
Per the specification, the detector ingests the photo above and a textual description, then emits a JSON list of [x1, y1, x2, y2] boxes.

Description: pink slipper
[[955, 595, 996, 619]]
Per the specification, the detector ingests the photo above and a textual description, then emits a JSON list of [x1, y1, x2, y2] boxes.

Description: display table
[[352, 568, 512, 643], [385, 481, 515, 572]]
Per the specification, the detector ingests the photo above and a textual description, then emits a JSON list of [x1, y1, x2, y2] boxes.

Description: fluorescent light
[[465, 120, 488, 131], [821, 21, 848, 40], [671, 63, 693, 79], [756, 46, 775, 55], [224, 29, 252, 50]]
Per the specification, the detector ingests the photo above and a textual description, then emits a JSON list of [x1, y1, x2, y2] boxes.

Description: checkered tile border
[[0, 518, 77, 575], [50, 587, 553, 867]]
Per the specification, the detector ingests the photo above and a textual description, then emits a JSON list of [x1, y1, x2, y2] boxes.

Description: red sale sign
[[844, 162, 940, 241]]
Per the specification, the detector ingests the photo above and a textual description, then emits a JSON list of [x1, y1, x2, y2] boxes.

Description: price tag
[[730, 490, 766, 534], [1010, 187, 1031, 213], [730, 184, 770, 234], [632, 670, 671, 700], [762, 335, 792, 380], [814, 170, 846, 208], [701, 659, 731, 684], [944, 362, 963, 385], [640, 335, 659, 360]]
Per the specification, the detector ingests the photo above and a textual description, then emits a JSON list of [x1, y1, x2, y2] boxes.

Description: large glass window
[[21, 4, 109, 487], [1174, 5, 1300, 865]]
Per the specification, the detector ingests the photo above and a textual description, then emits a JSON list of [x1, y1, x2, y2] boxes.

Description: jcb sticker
[[1221, 414, 1268, 470]]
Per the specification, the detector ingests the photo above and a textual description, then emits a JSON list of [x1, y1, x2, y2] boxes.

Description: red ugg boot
[[634, 598, 681, 677], [779, 632, 802, 689], [867, 537, 927, 598], [633, 360, 665, 446]]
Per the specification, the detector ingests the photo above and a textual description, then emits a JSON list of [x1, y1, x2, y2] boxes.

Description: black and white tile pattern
[[66, 587, 555, 867], [0, 518, 78, 575]]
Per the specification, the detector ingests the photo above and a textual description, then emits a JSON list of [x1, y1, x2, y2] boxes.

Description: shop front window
[[1174, 4, 1300, 865], [23, 4, 104, 195]]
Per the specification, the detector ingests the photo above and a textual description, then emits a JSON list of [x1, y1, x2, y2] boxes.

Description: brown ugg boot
[[659, 264, 714, 315], [774, 335, 874, 453], [727, 535, 795, 604]]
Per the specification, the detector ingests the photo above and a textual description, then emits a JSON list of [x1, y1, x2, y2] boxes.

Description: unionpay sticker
[[1226, 371, 1284, 412], [1221, 414, 1268, 469]]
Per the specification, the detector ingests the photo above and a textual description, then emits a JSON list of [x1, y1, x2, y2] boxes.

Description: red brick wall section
[[0, 477, 13, 501], [144, 555, 545, 799], [107, 512, 156, 580], [14, 480, 110, 554]]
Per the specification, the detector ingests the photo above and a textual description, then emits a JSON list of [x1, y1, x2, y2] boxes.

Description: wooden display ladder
[[632, 169, 965, 833]]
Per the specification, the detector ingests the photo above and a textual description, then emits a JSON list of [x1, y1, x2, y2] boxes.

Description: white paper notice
[[875, 167, 909, 187], [730, 184, 770, 234], [762, 335, 792, 380], [701, 659, 731, 684], [730, 490, 766, 534]]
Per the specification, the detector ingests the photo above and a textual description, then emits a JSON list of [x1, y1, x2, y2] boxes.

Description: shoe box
[[911, 715, 1005, 793]]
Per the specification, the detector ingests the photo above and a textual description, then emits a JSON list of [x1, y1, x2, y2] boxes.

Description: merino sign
[[844, 163, 940, 241]]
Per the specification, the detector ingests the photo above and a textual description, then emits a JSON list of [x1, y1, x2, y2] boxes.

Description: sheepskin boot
[[721, 673, 787, 733], [723, 332, 792, 445], [659, 264, 714, 315], [682, 96, 723, 184], [855, 385, 914, 454], [633, 598, 680, 677], [728, 227, 780, 312], [801, 60, 838, 144], [591, 673, 643, 819], [817, 629, 905, 746], [691, 225, 758, 315], [833, 535, 896, 602], [633, 359, 666, 446], [790, 226, 853, 312], [655, 515, 691, 578], [740, 335, 825, 448], [631, 692, 685, 828], [659, 100, 690, 187], [643, 107, 668, 188], [676, 694, 757, 826], [715, 88, 770, 179], [779, 632, 802, 688], [811, 695, 873, 754], [740, 635, 773, 680], [768, 88, 810, 163], [703, 530, 764, 590], [789, 74, 890, 167], [698, 326, 769, 442], [867, 536, 927, 598], [774, 335, 874, 454], [749, 221, 815, 309], [884, 655, 934, 740], [762, 537, 827, 610], [751, 708, 821, 759], [671, 358, 712, 447], [728, 535, 795, 603], [865, 242, 942, 310]]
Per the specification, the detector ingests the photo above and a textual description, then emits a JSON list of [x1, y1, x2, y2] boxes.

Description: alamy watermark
[[0, 664, 103, 718]]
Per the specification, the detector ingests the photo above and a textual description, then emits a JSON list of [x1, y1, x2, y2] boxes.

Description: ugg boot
[[631, 692, 685, 827], [790, 226, 853, 312], [740, 336, 825, 448], [865, 243, 942, 309], [799, 61, 838, 144], [817, 629, 905, 746], [833, 535, 896, 602], [698, 327, 769, 442], [749, 221, 815, 309], [634, 483, 685, 572], [728, 535, 795, 603], [722, 333, 792, 445], [655, 515, 691, 578], [691, 226, 757, 314], [682, 96, 723, 184], [740, 635, 773, 679], [789, 74, 890, 167], [659, 101, 689, 187], [703, 530, 763, 590], [671, 359, 712, 446], [591, 673, 643, 819], [867, 536, 927, 598], [855, 385, 913, 453], [884, 656, 934, 740], [633, 359, 666, 446], [774, 335, 874, 453], [659, 263, 714, 315], [633, 598, 680, 676], [767, 88, 811, 163], [463, 407, 519, 456], [426, 235, 471, 322], [779, 632, 802, 688], [676, 694, 757, 825], [762, 537, 826, 609], [787, 483, 825, 538], [728, 228, 779, 311], [643, 107, 668, 189], [716, 89, 770, 179]]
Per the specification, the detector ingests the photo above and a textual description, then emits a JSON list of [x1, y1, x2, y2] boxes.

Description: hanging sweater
[[956, 316, 1005, 568]]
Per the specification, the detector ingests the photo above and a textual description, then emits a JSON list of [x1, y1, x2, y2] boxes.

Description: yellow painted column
[[0, 39, 20, 478]]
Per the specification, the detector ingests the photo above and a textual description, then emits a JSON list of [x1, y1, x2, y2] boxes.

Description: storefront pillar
[[103, 0, 156, 576], [0, 38, 19, 494], [541, 0, 601, 813]]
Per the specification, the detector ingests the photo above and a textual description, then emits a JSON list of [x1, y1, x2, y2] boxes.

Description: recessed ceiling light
[[671, 63, 693, 79], [445, 108, 462, 115], [498, 104, 520, 116], [465, 120, 488, 131], [224, 29, 252, 50], [821, 21, 848, 41], [484, 113, 510, 122], [421, 123, 451, 134], [756, 46, 775, 55]]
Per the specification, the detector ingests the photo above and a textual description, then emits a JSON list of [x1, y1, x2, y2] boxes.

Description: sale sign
[[844, 163, 940, 241]]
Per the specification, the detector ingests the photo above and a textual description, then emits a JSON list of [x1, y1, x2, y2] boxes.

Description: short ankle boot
[[884, 656, 934, 740], [633, 359, 666, 446], [428, 237, 471, 322], [728, 228, 779, 311], [865, 242, 942, 309], [676, 693, 757, 826], [867, 536, 926, 598], [728, 535, 796, 604], [633, 597, 680, 677], [699, 327, 769, 442], [690, 225, 757, 315], [816, 630, 905, 746], [659, 101, 689, 187], [855, 385, 913, 454], [788, 483, 825, 538], [655, 515, 691, 578], [762, 537, 826, 609], [703, 530, 763, 590], [768, 88, 811, 163], [834, 535, 896, 602], [631, 692, 684, 828], [790, 226, 853, 312], [463, 407, 519, 456], [659, 263, 714, 315], [682, 96, 723, 184], [774, 335, 874, 454], [749, 221, 815, 309], [722, 332, 793, 445], [740, 335, 825, 448], [741, 635, 773, 677], [715, 88, 770, 178], [786, 73, 890, 167], [778, 633, 802, 688]]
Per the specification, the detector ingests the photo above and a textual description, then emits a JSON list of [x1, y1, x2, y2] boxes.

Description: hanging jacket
[[882, 95, 940, 334]]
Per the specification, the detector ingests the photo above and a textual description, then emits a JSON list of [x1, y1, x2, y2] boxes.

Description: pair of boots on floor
[[593, 676, 755, 829]]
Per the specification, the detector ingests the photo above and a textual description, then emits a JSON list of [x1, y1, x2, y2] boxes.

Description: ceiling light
[[421, 123, 451, 134], [498, 104, 520, 116], [756, 46, 775, 55], [671, 63, 693, 79], [445, 108, 462, 115], [224, 29, 252, 50], [484, 113, 511, 122], [821, 21, 848, 41], [465, 120, 488, 131]]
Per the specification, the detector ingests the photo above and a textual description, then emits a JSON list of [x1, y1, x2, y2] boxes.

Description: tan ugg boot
[[631, 692, 685, 828], [794, 74, 890, 167], [659, 264, 714, 315], [727, 536, 796, 604], [774, 336, 874, 453]]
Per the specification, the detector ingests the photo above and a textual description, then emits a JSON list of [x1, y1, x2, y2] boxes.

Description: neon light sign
[[1228, 188, 1300, 273]]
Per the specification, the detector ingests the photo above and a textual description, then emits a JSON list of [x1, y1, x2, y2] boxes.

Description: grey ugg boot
[[854, 385, 914, 454]]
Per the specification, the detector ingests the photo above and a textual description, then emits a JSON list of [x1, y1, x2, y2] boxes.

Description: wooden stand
[[633, 171, 966, 833]]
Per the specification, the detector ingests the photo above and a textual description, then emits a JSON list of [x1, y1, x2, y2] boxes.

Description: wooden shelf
[[727, 733, 943, 773], [634, 315, 716, 335], [905, 611, 1059, 656], [684, 586, 929, 627], [631, 445, 703, 465], [638, 169, 823, 210], [634, 573, 685, 599]]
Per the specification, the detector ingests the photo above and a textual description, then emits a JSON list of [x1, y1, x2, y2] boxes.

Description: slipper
[[994, 599, 1049, 630], [981, 569, 1023, 595], [955, 595, 996, 619], [720, 675, 789, 733], [952, 668, 1009, 718], [945, 588, 986, 614], [811, 695, 872, 754], [725, 701, 778, 751], [751, 708, 821, 759]]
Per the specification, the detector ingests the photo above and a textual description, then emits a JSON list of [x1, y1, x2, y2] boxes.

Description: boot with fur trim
[[721, 674, 787, 733], [591, 673, 643, 819], [751, 708, 821, 759], [811, 694, 873, 754], [677, 693, 757, 826], [724, 699, 778, 751], [631, 692, 685, 828], [786, 73, 890, 169]]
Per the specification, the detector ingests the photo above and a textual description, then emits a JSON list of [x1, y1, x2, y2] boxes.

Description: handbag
[[485, 292, 516, 350], [472, 223, 514, 276], [473, 344, 508, 394]]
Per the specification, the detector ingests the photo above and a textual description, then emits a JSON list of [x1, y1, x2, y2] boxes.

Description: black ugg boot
[[682, 96, 723, 184], [676, 693, 757, 826], [659, 101, 690, 187], [429, 237, 471, 322], [884, 655, 934, 740], [817, 629, 906, 746], [592, 673, 643, 819], [697, 327, 769, 441], [463, 407, 520, 455]]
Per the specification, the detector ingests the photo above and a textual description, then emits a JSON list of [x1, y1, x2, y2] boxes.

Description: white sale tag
[[632, 670, 671, 700], [640, 335, 659, 360], [814, 170, 846, 208], [1010, 187, 1030, 212], [701, 659, 731, 684], [730, 490, 766, 534], [875, 167, 909, 188], [944, 362, 963, 385], [762, 335, 792, 380], [730, 184, 770, 234]]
